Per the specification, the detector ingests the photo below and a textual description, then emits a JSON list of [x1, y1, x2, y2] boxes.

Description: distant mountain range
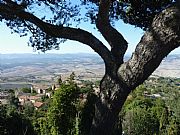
[[0, 53, 179, 90]]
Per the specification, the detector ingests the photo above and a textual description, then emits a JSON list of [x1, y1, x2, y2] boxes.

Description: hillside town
[[0, 76, 100, 110], [0, 84, 54, 109]]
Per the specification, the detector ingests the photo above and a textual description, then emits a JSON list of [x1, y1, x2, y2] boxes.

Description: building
[[0, 91, 10, 105], [18, 95, 41, 105], [33, 101, 44, 110], [29, 96, 41, 103]]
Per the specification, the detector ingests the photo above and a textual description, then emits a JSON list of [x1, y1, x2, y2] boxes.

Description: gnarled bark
[[91, 2, 180, 135], [90, 73, 130, 135], [97, 0, 128, 65], [118, 3, 180, 90]]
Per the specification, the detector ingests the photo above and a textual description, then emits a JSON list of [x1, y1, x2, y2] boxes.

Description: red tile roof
[[33, 102, 44, 108]]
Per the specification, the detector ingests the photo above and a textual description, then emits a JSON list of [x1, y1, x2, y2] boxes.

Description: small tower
[[14, 90, 19, 98], [31, 86, 34, 93], [51, 84, 56, 91]]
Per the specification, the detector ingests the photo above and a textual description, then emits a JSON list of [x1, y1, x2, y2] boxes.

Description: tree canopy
[[0, 0, 177, 52]]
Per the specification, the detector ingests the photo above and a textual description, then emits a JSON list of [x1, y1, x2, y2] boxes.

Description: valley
[[0, 53, 179, 90]]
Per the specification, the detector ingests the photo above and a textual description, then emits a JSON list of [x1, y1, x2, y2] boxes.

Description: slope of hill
[[152, 54, 180, 78]]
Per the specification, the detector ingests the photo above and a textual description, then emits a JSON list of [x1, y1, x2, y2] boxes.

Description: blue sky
[[0, 21, 180, 55]]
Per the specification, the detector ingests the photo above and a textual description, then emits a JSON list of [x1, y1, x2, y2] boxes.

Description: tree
[[47, 80, 80, 135], [122, 107, 159, 135], [23, 102, 35, 117], [57, 75, 62, 86], [0, 105, 36, 135], [0, 0, 179, 134]]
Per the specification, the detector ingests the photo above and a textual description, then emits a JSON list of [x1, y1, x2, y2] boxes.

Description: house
[[0, 91, 10, 104], [29, 96, 41, 103], [45, 92, 52, 98], [0, 99, 9, 105], [152, 93, 161, 98], [18, 95, 41, 105], [144, 93, 162, 99], [18, 95, 29, 105], [93, 87, 100, 95], [32, 85, 49, 94], [33, 101, 44, 110], [37, 88, 46, 94], [51, 84, 56, 91]]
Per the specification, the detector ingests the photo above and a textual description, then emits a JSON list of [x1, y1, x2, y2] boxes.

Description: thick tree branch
[[96, 0, 128, 65], [118, 3, 180, 90], [0, 2, 114, 67]]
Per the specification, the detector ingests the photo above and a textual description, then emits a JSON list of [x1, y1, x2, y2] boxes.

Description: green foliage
[[0, 0, 177, 52], [9, 95, 20, 109], [82, 0, 176, 29], [123, 107, 159, 135], [131, 85, 147, 98], [57, 75, 63, 86], [47, 80, 80, 135], [122, 96, 160, 135], [21, 87, 31, 93], [37, 117, 50, 135], [0, 105, 36, 135], [79, 93, 97, 135], [40, 95, 49, 102], [20, 87, 37, 95], [80, 80, 93, 93], [122, 77, 180, 135], [1, 76, 179, 135], [32, 110, 48, 135], [0, 106, 8, 135], [69, 72, 76, 82], [115, 0, 176, 29], [94, 80, 100, 87], [23, 102, 35, 117], [167, 118, 180, 135]]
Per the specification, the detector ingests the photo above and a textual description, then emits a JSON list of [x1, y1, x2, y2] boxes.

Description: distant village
[[0, 82, 161, 110], [0, 84, 56, 109], [0, 78, 100, 110], [1, 76, 179, 110]]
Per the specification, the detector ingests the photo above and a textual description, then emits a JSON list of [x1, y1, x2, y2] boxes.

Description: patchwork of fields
[[0, 53, 179, 90]]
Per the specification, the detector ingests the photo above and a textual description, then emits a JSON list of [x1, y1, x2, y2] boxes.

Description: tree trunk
[[89, 3, 180, 134], [90, 72, 131, 135]]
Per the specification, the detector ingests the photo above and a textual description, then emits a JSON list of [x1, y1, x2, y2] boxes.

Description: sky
[[0, 20, 180, 56]]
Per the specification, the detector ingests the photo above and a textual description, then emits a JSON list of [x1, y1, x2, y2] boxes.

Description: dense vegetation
[[0, 100, 35, 135], [0, 76, 179, 135], [121, 77, 180, 135]]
